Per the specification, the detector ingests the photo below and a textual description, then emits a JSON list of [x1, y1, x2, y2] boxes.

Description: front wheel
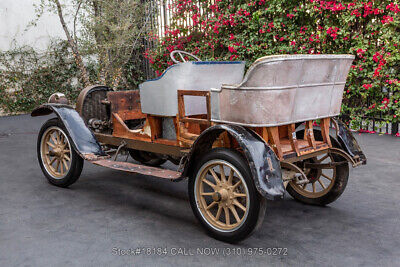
[[37, 118, 84, 187], [189, 148, 266, 242]]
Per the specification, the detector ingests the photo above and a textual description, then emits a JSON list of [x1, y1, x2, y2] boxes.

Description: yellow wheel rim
[[194, 160, 249, 232], [289, 153, 336, 198], [40, 126, 72, 179]]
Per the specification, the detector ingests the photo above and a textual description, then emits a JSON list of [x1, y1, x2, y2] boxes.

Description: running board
[[91, 159, 182, 180]]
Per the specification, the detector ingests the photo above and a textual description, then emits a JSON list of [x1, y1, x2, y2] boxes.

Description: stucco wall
[[0, 0, 65, 51]]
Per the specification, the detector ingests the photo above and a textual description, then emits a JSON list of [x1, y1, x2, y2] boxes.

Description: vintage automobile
[[31, 52, 366, 242]]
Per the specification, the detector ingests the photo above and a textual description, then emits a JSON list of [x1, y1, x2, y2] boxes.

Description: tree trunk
[[92, 0, 107, 85], [54, 0, 90, 88]]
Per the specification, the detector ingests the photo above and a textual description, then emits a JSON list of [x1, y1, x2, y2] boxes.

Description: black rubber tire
[[188, 148, 266, 243], [286, 130, 349, 206], [129, 150, 166, 167], [37, 118, 84, 187]]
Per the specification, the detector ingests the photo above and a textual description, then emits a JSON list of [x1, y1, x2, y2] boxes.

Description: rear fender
[[332, 118, 367, 165], [31, 104, 108, 161], [182, 124, 284, 200]]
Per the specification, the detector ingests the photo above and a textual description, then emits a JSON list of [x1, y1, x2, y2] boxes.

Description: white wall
[[0, 0, 65, 51]]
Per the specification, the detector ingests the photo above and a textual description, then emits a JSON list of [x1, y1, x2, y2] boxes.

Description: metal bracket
[[304, 161, 348, 169], [328, 147, 360, 167], [280, 161, 309, 188], [177, 155, 187, 173], [114, 141, 127, 161]]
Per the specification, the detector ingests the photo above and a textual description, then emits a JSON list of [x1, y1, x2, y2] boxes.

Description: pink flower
[[192, 14, 199, 25], [373, 52, 382, 62], [382, 15, 394, 24], [229, 34, 235, 40], [326, 27, 339, 40], [351, 9, 361, 17], [357, 48, 366, 55], [228, 46, 237, 53], [287, 13, 294, 19], [362, 84, 372, 90], [299, 26, 307, 34], [386, 3, 400, 13]]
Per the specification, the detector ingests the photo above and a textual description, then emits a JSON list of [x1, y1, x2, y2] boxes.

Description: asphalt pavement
[[0, 114, 399, 266]]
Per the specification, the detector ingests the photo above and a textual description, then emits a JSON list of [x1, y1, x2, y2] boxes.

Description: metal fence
[[155, 0, 213, 38], [341, 114, 399, 135], [138, 0, 177, 80], [340, 81, 399, 135], [139, 0, 190, 80]]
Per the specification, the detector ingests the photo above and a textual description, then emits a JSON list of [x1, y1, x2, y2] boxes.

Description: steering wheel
[[170, 50, 201, 64]]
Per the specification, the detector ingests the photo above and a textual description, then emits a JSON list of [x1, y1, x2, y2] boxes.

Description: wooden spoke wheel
[[189, 148, 266, 242], [41, 126, 72, 179], [37, 118, 83, 187], [290, 154, 336, 198], [287, 151, 349, 206], [195, 160, 250, 231]]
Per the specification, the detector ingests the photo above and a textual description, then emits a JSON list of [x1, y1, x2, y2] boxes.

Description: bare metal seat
[[210, 54, 354, 127], [139, 61, 245, 116]]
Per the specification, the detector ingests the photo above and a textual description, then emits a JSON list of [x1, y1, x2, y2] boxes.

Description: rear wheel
[[37, 118, 84, 187], [286, 152, 349, 205], [189, 148, 266, 242], [287, 131, 349, 206]]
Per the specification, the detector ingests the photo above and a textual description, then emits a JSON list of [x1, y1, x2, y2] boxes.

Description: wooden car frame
[[32, 52, 366, 242]]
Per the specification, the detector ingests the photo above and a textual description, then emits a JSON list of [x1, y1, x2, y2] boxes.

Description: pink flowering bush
[[146, 0, 400, 129]]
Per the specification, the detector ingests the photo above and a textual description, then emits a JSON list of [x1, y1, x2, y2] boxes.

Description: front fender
[[333, 118, 367, 165], [31, 104, 107, 161], [182, 124, 284, 200]]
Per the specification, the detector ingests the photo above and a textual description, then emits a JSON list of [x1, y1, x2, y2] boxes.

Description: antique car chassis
[[31, 54, 366, 242]]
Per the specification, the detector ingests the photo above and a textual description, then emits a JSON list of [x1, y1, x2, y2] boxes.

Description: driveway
[[0, 115, 399, 266]]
